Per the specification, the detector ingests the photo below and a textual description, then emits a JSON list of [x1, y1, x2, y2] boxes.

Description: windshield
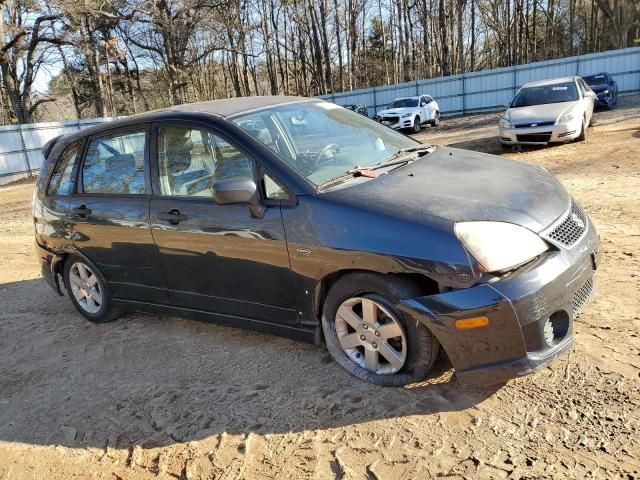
[[511, 82, 579, 107], [232, 101, 417, 186], [583, 74, 605, 85], [389, 98, 418, 108]]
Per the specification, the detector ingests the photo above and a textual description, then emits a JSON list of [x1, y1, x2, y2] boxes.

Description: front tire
[[412, 116, 421, 134], [577, 119, 587, 142], [321, 273, 439, 387], [63, 255, 120, 323]]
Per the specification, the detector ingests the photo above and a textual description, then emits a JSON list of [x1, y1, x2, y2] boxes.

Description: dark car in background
[[583, 72, 618, 109], [34, 96, 599, 388], [342, 104, 369, 117]]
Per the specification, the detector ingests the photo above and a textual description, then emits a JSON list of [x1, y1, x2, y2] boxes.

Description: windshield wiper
[[368, 144, 436, 170], [317, 144, 436, 190]]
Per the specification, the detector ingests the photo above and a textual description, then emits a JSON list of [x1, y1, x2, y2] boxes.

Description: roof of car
[[522, 76, 578, 88], [52, 96, 316, 147], [151, 96, 312, 118]]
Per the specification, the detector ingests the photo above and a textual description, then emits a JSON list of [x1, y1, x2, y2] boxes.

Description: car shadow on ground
[[0, 278, 501, 450]]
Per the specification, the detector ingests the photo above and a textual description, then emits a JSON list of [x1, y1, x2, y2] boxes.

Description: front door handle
[[71, 205, 92, 217], [157, 209, 188, 224]]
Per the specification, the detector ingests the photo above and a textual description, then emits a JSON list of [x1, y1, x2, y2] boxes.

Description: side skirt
[[114, 299, 321, 345]]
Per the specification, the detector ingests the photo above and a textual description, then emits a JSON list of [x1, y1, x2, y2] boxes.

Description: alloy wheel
[[68, 262, 103, 314], [334, 296, 407, 374]]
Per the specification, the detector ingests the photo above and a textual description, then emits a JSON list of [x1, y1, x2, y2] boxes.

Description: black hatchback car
[[34, 97, 599, 387], [582, 72, 618, 109]]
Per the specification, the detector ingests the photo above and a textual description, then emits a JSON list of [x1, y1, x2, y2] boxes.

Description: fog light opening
[[543, 311, 570, 346]]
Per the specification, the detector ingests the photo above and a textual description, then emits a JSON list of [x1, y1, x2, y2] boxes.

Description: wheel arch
[[313, 269, 440, 324]]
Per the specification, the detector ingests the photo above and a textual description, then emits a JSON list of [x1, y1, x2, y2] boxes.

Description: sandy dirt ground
[[0, 97, 639, 479]]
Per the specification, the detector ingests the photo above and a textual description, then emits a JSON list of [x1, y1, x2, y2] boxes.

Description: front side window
[[232, 101, 416, 187], [48, 141, 81, 196], [511, 82, 579, 107], [157, 126, 254, 197], [82, 131, 147, 194]]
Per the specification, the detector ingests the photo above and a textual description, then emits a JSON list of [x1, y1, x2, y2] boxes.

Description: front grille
[[546, 199, 588, 248], [573, 278, 594, 318], [514, 121, 555, 128], [381, 115, 400, 124], [516, 132, 552, 143]]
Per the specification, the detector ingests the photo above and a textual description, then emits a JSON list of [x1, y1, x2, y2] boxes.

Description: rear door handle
[[71, 205, 92, 217], [157, 209, 188, 224]]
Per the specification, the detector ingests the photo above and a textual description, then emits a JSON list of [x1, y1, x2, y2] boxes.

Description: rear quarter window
[[47, 141, 82, 196]]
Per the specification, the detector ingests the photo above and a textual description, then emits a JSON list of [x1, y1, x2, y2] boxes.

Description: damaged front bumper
[[399, 220, 600, 388]]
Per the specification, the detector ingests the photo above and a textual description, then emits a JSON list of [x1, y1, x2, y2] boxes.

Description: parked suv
[[34, 96, 598, 388], [376, 95, 440, 133]]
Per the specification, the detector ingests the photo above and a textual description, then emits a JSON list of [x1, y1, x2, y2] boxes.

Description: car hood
[[378, 107, 417, 116], [323, 146, 570, 233], [506, 101, 578, 124]]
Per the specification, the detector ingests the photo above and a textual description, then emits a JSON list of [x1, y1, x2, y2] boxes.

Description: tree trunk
[[439, 0, 451, 75]]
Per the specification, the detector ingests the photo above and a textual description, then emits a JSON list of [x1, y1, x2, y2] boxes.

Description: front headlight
[[601, 89, 609, 95], [401, 113, 412, 118], [499, 118, 512, 129], [558, 112, 576, 124], [454, 221, 549, 273]]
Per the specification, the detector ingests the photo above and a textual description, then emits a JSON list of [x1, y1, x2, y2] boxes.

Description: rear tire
[[412, 116, 421, 134], [63, 255, 120, 323], [431, 111, 441, 127], [321, 273, 439, 387]]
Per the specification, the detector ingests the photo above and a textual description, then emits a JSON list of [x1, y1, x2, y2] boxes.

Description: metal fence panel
[[0, 127, 24, 154]]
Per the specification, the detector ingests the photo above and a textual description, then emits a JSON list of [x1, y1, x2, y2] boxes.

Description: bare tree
[[1, 0, 65, 123]]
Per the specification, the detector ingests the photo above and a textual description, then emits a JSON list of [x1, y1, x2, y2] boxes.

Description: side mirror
[[211, 176, 265, 218]]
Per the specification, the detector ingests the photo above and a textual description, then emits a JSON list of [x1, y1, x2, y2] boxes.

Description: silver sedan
[[499, 76, 596, 147]]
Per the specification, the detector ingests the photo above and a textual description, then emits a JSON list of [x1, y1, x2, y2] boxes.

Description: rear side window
[[47, 141, 81, 196], [82, 131, 147, 195]]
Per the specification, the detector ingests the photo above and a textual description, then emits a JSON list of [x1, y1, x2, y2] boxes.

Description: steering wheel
[[316, 143, 340, 164]]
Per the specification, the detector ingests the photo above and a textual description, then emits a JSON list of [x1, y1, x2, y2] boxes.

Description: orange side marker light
[[455, 316, 490, 330]]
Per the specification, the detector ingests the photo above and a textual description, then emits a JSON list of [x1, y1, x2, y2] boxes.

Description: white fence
[[0, 118, 116, 185], [1, 47, 639, 186], [319, 47, 640, 117]]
